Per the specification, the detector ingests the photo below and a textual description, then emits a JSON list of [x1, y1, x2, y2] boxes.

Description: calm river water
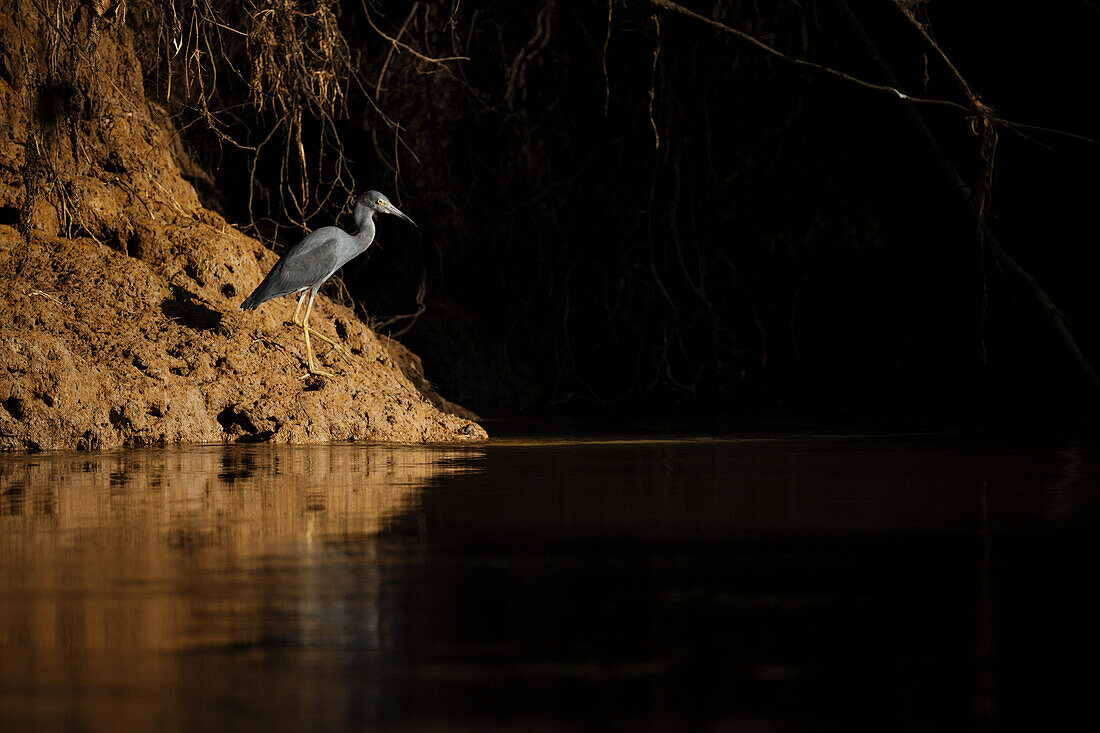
[[1, 426, 1098, 730]]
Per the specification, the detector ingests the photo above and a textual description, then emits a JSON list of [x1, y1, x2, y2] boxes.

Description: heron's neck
[[352, 206, 376, 246]]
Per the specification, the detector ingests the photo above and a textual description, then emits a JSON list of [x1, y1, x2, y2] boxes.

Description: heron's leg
[[291, 291, 308, 325], [291, 291, 349, 358], [300, 292, 335, 378], [304, 327, 347, 352]]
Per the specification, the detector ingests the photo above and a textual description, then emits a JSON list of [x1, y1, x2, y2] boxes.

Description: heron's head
[[359, 190, 416, 226]]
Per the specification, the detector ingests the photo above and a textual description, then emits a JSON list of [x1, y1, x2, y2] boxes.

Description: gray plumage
[[241, 190, 414, 311], [240, 190, 414, 377]]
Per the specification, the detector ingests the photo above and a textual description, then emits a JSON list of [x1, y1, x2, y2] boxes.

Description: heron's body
[[240, 191, 413, 376], [241, 210, 376, 310]]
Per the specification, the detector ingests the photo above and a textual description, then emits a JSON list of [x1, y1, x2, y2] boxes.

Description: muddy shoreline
[[0, 8, 484, 451]]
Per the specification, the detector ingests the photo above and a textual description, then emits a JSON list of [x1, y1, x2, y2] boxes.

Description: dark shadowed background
[[132, 0, 1100, 417]]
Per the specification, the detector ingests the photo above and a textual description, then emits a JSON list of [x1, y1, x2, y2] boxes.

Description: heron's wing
[[277, 229, 345, 286], [242, 230, 343, 308]]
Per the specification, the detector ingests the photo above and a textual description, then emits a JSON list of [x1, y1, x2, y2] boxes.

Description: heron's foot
[[300, 364, 337, 379]]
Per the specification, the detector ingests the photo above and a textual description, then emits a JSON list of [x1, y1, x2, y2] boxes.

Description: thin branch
[[361, 0, 470, 64], [375, 3, 419, 98], [648, 12, 661, 149], [648, 0, 1098, 146], [375, 272, 428, 337], [890, 1, 978, 101], [601, 0, 613, 115], [831, 0, 1100, 396], [648, 0, 969, 113], [999, 120, 1100, 147]]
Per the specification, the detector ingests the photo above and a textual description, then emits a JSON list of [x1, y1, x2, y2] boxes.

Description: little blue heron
[[241, 190, 414, 377]]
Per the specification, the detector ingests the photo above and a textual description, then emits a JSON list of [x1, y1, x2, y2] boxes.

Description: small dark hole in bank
[[108, 407, 131, 429], [216, 406, 258, 435], [2, 397, 25, 421]]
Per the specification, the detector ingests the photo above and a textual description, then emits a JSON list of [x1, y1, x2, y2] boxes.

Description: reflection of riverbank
[[3, 436, 1097, 731], [0, 445, 482, 655]]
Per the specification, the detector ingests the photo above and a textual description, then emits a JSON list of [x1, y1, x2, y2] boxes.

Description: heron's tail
[[240, 285, 269, 311], [241, 258, 295, 310]]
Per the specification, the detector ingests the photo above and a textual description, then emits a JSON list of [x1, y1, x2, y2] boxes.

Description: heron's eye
[[377, 200, 387, 207]]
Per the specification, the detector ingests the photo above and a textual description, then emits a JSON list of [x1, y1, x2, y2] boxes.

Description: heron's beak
[[385, 203, 416, 227]]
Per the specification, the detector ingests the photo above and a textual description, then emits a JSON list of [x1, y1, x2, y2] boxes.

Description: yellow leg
[[291, 291, 308, 325], [305, 328, 347, 353], [291, 292, 349, 359], [300, 292, 335, 378]]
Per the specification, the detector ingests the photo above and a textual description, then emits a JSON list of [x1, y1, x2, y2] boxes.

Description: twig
[[832, 0, 1100, 396], [27, 288, 60, 303], [375, 271, 428, 337], [375, 3, 419, 98], [648, 0, 969, 113], [648, 13, 661, 149], [649, 0, 1098, 146], [361, 0, 470, 64], [602, 0, 613, 115], [505, 1, 555, 105]]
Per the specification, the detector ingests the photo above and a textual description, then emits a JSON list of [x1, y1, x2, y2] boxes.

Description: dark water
[[2, 430, 1098, 731]]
